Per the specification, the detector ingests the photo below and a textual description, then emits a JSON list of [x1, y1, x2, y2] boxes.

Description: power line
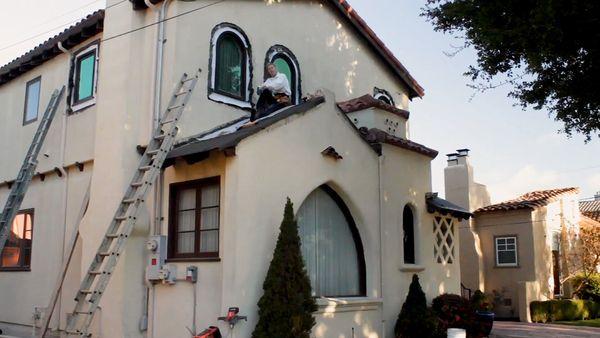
[[100, 0, 226, 43], [0, 0, 126, 53]]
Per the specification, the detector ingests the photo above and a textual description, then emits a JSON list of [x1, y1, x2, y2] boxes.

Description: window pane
[[273, 57, 292, 85], [200, 230, 218, 253], [177, 210, 196, 232], [201, 184, 220, 207], [1, 212, 33, 268], [178, 188, 196, 210], [25, 79, 41, 122], [506, 238, 515, 244], [216, 36, 243, 96], [498, 251, 516, 264], [177, 232, 195, 254], [298, 188, 361, 297], [200, 208, 219, 230], [77, 53, 95, 101]]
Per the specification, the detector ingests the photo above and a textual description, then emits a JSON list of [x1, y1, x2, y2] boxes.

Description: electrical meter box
[[145, 235, 167, 283]]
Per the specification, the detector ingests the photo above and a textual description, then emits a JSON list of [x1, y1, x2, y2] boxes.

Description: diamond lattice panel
[[433, 215, 455, 264]]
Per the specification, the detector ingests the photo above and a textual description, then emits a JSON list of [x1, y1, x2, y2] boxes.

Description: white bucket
[[447, 328, 466, 338]]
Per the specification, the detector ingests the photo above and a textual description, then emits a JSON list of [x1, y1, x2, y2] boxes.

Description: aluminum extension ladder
[[64, 71, 199, 337], [0, 86, 65, 254]]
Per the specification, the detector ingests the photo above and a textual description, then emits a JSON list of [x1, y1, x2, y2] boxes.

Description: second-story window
[[23, 77, 41, 125], [265, 45, 301, 105], [0, 210, 34, 271], [209, 23, 252, 109], [70, 42, 99, 112]]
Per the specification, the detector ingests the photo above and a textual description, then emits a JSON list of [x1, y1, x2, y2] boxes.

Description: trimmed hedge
[[530, 300, 600, 323]]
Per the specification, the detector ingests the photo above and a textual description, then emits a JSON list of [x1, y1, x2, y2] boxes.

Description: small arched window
[[403, 205, 416, 264], [297, 186, 366, 297], [265, 45, 301, 104], [374, 87, 395, 106], [209, 23, 252, 108]]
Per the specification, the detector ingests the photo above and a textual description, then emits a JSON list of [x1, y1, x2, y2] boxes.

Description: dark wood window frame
[[23, 76, 42, 126], [214, 32, 247, 101], [168, 177, 221, 260], [0, 209, 34, 271]]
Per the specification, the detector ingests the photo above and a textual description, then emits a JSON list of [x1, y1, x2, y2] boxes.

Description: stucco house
[[444, 151, 597, 322], [0, 1, 471, 337]]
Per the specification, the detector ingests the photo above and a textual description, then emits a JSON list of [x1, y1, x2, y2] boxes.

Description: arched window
[[209, 23, 252, 108], [403, 205, 416, 264], [374, 87, 395, 106], [297, 186, 366, 297], [265, 45, 301, 104]]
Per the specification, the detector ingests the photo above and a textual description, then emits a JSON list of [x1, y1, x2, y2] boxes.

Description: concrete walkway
[[491, 321, 600, 338]]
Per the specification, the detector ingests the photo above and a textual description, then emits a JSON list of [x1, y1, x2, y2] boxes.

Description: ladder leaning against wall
[[63, 70, 200, 337], [0, 86, 65, 254]]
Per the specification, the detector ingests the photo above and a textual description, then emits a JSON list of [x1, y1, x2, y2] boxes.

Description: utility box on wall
[[145, 235, 167, 283]]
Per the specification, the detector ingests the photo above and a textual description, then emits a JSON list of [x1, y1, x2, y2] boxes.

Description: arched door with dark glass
[[297, 187, 365, 297]]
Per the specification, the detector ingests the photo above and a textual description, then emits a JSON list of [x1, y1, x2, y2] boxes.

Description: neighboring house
[[580, 193, 600, 223], [0, 1, 470, 337], [444, 152, 596, 322]]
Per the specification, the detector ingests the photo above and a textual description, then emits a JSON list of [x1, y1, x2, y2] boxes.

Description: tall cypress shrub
[[394, 274, 441, 338], [252, 198, 317, 338]]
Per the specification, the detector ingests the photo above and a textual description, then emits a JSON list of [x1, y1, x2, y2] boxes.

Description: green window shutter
[[216, 35, 243, 97], [77, 53, 96, 101]]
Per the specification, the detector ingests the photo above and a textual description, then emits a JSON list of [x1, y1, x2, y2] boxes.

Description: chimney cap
[[446, 153, 459, 161], [456, 148, 470, 156]]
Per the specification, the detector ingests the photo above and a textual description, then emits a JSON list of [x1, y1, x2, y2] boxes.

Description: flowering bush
[[471, 290, 493, 312], [431, 294, 488, 338]]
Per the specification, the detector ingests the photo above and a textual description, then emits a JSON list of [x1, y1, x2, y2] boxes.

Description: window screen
[[24, 78, 41, 124], [496, 236, 518, 266], [0, 210, 34, 270], [76, 52, 96, 102]]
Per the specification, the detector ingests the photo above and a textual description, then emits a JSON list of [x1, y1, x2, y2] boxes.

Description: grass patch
[[554, 318, 600, 328]]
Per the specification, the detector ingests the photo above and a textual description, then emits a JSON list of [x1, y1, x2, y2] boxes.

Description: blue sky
[[1, 0, 598, 202]]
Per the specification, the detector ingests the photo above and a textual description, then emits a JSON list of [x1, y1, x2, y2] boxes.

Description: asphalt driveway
[[491, 321, 600, 338]]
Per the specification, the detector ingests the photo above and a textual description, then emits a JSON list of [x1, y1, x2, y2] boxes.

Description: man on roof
[[252, 63, 292, 121]]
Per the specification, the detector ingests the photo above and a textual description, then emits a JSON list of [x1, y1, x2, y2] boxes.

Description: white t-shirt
[[261, 73, 291, 96]]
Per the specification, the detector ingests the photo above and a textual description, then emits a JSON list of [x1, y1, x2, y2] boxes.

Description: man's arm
[[263, 74, 288, 93]]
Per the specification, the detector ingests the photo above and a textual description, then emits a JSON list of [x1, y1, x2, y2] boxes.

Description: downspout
[[57, 40, 72, 331], [144, 2, 171, 338], [378, 154, 385, 337]]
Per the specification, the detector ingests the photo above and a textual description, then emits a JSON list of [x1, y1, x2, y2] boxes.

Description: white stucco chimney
[[444, 148, 490, 292]]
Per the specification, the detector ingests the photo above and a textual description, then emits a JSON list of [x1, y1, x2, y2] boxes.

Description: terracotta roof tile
[[580, 200, 600, 222], [474, 187, 580, 213], [580, 215, 600, 228], [337, 94, 410, 119], [358, 127, 438, 158], [0, 10, 104, 86]]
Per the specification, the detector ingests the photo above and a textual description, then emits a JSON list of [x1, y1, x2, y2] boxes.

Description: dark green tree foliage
[[395, 274, 441, 338], [423, 0, 600, 141], [252, 198, 317, 338]]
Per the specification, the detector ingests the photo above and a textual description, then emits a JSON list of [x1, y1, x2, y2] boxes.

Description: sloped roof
[[580, 215, 600, 228], [358, 127, 438, 159], [164, 96, 326, 167], [129, 0, 425, 98], [580, 199, 600, 222], [426, 192, 472, 220], [337, 94, 410, 119], [0, 10, 105, 86], [474, 187, 580, 213]]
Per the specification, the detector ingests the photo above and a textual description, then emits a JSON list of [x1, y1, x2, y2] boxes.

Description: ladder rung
[[139, 166, 153, 171], [80, 289, 96, 294], [175, 89, 190, 96], [131, 182, 143, 187], [167, 104, 184, 111], [146, 149, 160, 156], [99, 252, 112, 257], [123, 198, 136, 204], [90, 270, 104, 275], [181, 76, 194, 83], [65, 330, 90, 336], [154, 134, 166, 140], [160, 119, 176, 125], [115, 215, 127, 221], [74, 310, 93, 315], [106, 233, 120, 239]]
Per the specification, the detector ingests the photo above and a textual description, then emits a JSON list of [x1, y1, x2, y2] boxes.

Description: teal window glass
[[273, 57, 292, 86], [24, 78, 41, 124], [76, 52, 96, 102], [215, 34, 244, 98]]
